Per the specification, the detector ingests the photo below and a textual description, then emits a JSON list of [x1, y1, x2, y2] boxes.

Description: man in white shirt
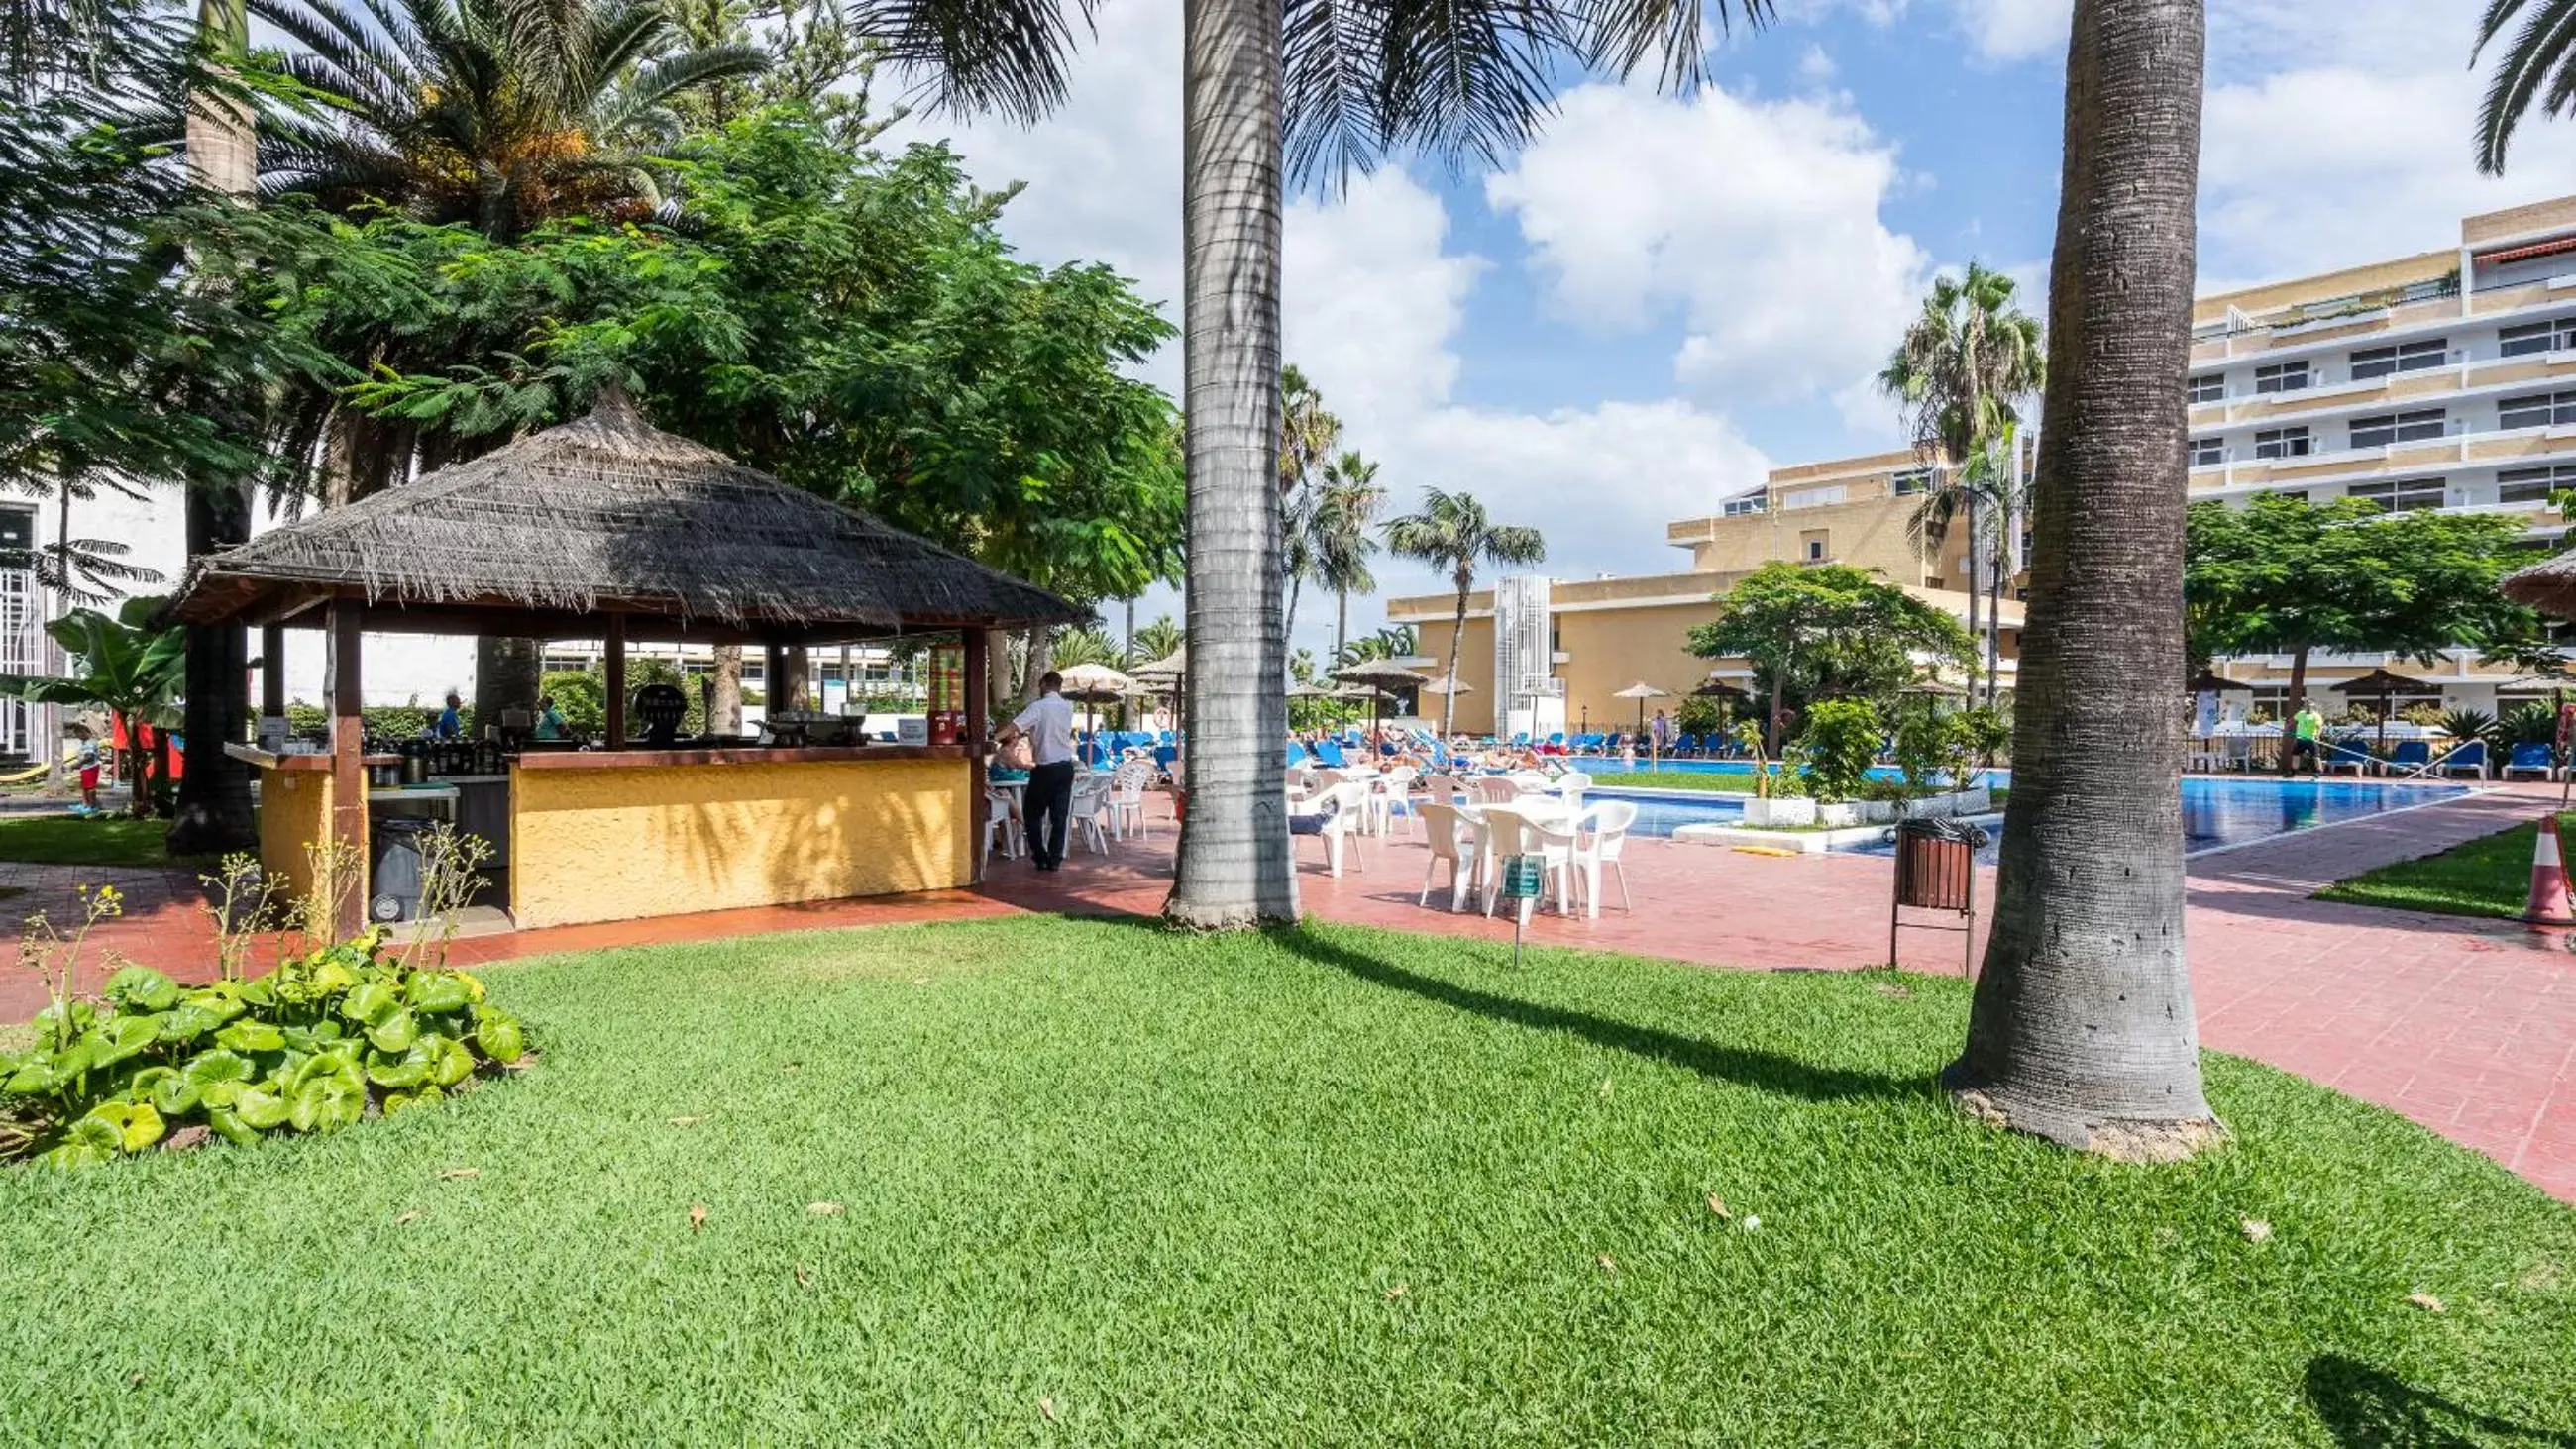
[[1001, 671, 1078, 870]]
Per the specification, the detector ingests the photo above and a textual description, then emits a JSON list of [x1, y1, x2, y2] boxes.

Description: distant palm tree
[[1314, 450, 1385, 666], [1949, 0, 2221, 1159], [248, 0, 766, 240], [1048, 624, 1121, 670], [855, 0, 1772, 927], [2473, 0, 2576, 172], [1878, 261, 2044, 707], [1385, 488, 1544, 738], [1278, 364, 1342, 648], [1334, 623, 1415, 670]]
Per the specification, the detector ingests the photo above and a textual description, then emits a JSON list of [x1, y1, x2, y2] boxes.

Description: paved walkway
[[5, 785, 2572, 1200]]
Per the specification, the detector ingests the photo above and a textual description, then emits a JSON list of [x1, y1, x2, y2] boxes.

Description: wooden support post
[[324, 602, 366, 939], [965, 629, 988, 885], [604, 614, 627, 749], [260, 622, 286, 722], [764, 643, 787, 722]]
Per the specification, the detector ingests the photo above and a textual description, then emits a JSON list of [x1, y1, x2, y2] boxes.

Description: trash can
[[372, 817, 434, 924], [1888, 816, 1987, 976]]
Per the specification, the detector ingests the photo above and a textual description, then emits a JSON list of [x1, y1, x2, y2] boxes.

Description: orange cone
[[2525, 815, 2576, 926]]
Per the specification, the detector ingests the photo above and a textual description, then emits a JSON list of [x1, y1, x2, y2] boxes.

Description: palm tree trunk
[[1985, 521, 2005, 709], [1163, 0, 1293, 929], [1441, 576, 1469, 740], [1962, 493, 1982, 692], [1334, 587, 1348, 669], [711, 645, 742, 737], [167, 0, 258, 854], [1948, 0, 2220, 1159], [1284, 573, 1303, 658]]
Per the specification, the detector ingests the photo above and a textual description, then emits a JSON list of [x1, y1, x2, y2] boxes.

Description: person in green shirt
[[534, 694, 568, 741], [2290, 703, 2325, 776]]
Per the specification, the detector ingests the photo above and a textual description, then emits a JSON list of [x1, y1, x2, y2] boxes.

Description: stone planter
[[1740, 795, 1816, 828]]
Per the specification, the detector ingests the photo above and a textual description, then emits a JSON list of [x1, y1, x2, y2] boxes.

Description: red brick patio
[[7, 785, 2572, 1201]]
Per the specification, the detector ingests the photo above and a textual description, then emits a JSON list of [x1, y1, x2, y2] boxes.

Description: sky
[[876, 0, 2576, 662]]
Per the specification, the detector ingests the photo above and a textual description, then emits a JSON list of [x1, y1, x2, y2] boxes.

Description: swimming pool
[[1587, 776, 2467, 856]]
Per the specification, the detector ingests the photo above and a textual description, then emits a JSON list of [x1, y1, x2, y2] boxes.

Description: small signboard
[[897, 715, 929, 746], [1500, 855, 1545, 900]]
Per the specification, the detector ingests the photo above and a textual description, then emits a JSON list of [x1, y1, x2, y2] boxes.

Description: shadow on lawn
[[1266, 922, 1930, 1106], [2306, 1354, 2576, 1447]]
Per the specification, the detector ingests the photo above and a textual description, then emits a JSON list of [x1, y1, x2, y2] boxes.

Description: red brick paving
[[6, 786, 2572, 1201]]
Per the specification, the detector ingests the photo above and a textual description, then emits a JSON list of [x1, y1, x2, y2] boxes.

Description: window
[[1889, 466, 1933, 495], [2348, 408, 2447, 448], [1782, 484, 1848, 510], [2501, 316, 2576, 357], [2188, 436, 2224, 467], [2499, 464, 2576, 503], [2254, 361, 2311, 394], [2189, 373, 2225, 404], [2499, 390, 2576, 430], [2253, 426, 2311, 460], [2350, 337, 2450, 379], [1805, 539, 1826, 561], [2347, 477, 2446, 513], [1721, 495, 1765, 517]]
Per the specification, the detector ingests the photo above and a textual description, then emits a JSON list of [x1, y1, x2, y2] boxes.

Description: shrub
[[2439, 708, 2498, 747], [1793, 699, 1882, 803], [2501, 700, 2559, 748], [1674, 695, 1727, 739], [0, 927, 528, 1169]]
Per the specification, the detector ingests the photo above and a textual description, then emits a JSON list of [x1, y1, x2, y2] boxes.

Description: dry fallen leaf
[[1595, 1253, 1617, 1274], [794, 1262, 812, 1289], [806, 1201, 843, 1216], [912, 977, 929, 985], [1039, 1397, 1059, 1423], [128, 1372, 147, 1390], [1874, 983, 1913, 999], [1384, 1283, 1408, 1300], [780, 1062, 801, 1073], [689, 1203, 708, 1234], [2240, 1218, 2273, 1243], [1598, 1076, 1613, 1098], [436, 1167, 480, 1180], [667, 1115, 708, 1128], [393, 1209, 423, 1226], [2409, 1292, 2445, 1314], [1706, 1194, 1732, 1219]]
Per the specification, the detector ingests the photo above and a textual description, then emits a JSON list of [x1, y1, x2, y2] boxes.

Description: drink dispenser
[[927, 642, 965, 745]]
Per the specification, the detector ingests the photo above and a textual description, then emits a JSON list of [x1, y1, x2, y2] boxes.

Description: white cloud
[[1954, 0, 2066, 63], [1485, 83, 1930, 404], [1282, 173, 1481, 428]]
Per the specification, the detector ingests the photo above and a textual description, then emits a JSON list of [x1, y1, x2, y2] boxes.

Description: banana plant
[[0, 595, 184, 816]]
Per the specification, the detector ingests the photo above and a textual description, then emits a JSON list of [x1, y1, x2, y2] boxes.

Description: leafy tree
[[1686, 562, 1973, 753], [1385, 488, 1545, 739], [1952, 0, 2218, 1157], [1878, 261, 2044, 706], [2186, 495, 2539, 771], [3, 598, 186, 817], [854, 0, 1774, 930], [2472, 0, 2576, 172], [1791, 698, 1881, 804]]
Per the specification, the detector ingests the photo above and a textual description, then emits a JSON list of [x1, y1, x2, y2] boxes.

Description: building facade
[[2188, 194, 2576, 718]]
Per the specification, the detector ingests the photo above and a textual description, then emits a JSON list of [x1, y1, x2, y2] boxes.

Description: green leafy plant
[[0, 597, 184, 816], [2440, 708, 2499, 748], [1730, 721, 1781, 799], [0, 925, 530, 1168], [2500, 700, 2559, 748], [1793, 699, 1884, 804], [1674, 694, 1726, 739]]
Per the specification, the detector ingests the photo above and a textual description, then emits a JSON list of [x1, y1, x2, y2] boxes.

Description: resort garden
[[8, 0, 2576, 1440]]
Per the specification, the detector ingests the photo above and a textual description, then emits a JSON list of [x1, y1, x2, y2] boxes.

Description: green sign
[[1500, 855, 1545, 900]]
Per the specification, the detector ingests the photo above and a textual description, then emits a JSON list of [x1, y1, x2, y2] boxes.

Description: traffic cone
[[2524, 815, 2576, 926]]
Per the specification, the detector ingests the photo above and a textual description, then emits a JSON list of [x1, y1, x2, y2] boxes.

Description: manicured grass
[[0, 812, 194, 869], [1595, 768, 1764, 792], [3, 917, 2569, 1444], [2315, 812, 2576, 919]]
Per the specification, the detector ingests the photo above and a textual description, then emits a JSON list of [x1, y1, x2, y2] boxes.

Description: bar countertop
[[225, 745, 399, 772], [511, 744, 968, 771]]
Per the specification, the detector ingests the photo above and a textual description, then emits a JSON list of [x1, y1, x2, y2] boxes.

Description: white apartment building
[[2190, 194, 2576, 718]]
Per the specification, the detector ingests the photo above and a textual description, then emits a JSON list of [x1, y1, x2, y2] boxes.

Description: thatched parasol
[[2504, 548, 2576, 620], [1285, 680, 1340, 698], [1691, 678, 1750, 700], [2330, 666, 2437, 750], [1128, 646, 1186, 683], [166, 387, 1081, 639], [1334, 659, 1429, 689], [1420, 673, 1472, 694]]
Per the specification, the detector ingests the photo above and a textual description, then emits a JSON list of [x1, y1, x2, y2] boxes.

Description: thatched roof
[[168, 389, 1082, 639], [2505, 550, 2576, 621]]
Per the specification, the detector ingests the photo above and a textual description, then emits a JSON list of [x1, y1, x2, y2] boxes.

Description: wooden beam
[[324, 601, 367, 940], [604, 613, 627, 749], [964, 630, 988, 886], [260, 622, 286, 721]]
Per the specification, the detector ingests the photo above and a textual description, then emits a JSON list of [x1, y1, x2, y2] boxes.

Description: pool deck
[[5, 779, 2573, 1202]]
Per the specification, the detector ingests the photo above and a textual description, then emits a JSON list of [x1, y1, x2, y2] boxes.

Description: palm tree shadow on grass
[[1258, 922, 1931, 1106], [2307, 1355, 2576, 1447]]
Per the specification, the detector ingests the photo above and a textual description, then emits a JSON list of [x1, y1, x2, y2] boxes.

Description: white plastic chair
[[1476, 805, 1578, 922], [982, 787, 1022, 868], [1416, 801, 1478, 911], [1069, 776, 1114, 855], [1296, 780, 1370, 877], [1107, 762, 1154, 838], [1576, 799, 1637, 917], [1556, 770, 1592, 817], [1472, 776, 1520, 806], [1376, 765, 1419, 837]]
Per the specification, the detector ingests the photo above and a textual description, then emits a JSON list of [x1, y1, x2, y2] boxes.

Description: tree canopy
[[1687, 561, 1974, 746]]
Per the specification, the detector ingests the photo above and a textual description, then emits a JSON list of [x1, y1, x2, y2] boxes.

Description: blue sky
[[887, 0, 2576, 659]]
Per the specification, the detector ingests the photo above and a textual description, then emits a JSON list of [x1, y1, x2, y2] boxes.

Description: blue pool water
[[1586, 776, 2465, 855]]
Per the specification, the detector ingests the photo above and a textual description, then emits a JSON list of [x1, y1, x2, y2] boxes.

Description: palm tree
[[855, 0, 1772, 927], [1334, 623, 1414, 670], [1128, 614, 1186, 667], [1384, 488, 1543, 739], [1278, 364, 1342, 649], [1878, 261, 2044, 708], [1049, 623, 1121, 669], [1314, 449, 1385, 666], [5, 598, 187, 818], [249, 0, 766, 241], [1947, 0, 2221, 1159], [2473, 0, 2576, 173]]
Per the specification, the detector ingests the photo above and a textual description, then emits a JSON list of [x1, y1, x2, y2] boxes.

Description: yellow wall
[[1556, 600, 1725, 731], [1409, 616, 1496, 735], [257, 766, 353, 912], [509, 757, 971, 929]]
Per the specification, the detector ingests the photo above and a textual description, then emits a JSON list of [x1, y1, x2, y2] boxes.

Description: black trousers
[[1024, 760, 1077, 866]]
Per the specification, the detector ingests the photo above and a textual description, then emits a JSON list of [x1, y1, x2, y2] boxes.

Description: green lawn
[[2314, 812, 2576, 919], [0, 812, 194, 869], [2, 917, 2568, 1444]]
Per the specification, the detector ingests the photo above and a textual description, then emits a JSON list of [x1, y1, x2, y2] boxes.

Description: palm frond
[[1371, 0, 1569, 175], [850, 0, 1097, 124], [614, 42, 770, 123], [2474, 0, 2576, 174], [1281, 0, 1388, 186], [1576, 0, 1773, 94]]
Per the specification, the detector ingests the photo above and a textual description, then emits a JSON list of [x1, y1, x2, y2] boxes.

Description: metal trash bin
[[371, 817, 434, 924], [1888, 816, 1987, 976]]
